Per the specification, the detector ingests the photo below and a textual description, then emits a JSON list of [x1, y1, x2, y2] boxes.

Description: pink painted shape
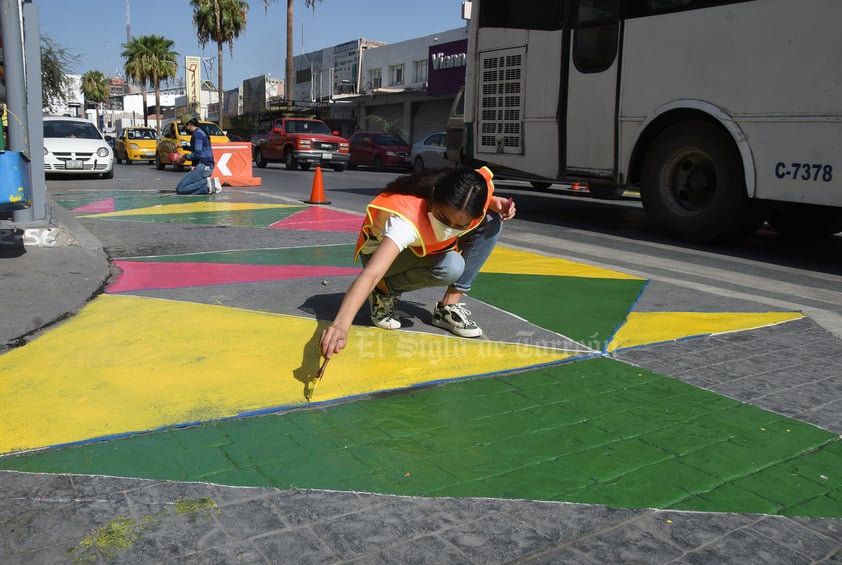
[[70, 197, 116, 213], [108, 261, 362, 293], [270, 206, 362, 232]]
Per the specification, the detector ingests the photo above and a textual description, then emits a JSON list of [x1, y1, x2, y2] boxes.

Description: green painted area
[[94, 207, 298, 227], [3, 358, 840, 518], [127, 244, 357, 267], [472, 273, 646, 346]]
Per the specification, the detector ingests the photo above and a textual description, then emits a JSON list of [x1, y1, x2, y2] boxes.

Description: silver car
[[43, 116, 114, 179], [409, 132, 452, 172]]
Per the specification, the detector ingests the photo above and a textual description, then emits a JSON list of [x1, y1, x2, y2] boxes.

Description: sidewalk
[[1, 181, 841, 563]]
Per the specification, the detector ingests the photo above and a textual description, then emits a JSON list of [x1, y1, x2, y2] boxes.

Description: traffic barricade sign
[[211, 143, 261, 187]]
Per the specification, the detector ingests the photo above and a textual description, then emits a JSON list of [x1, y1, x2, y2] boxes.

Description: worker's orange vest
[[354, 167, 495, 261]]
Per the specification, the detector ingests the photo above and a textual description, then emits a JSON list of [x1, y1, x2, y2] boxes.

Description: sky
[[36, 0, 467, 90]]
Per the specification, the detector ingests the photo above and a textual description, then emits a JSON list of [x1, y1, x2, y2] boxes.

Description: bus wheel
[[766, 203, 842, 238], [641, 121, 762, 242], [530, 181, 552, 190]]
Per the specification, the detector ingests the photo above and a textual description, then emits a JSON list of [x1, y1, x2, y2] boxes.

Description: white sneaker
[[432, 302, 482, 338], [206, 177, 215, 194], [213, 177, 223, 193], [368, 288, 401, 330]]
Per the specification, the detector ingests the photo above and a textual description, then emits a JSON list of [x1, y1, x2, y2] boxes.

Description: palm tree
[[122, 35, 179, 130], [80, 70, 109, 129], [262, 0, 322, 108], [191, 0, 249, 121]]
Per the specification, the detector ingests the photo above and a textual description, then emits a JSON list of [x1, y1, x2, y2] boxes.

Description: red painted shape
[[70, 197, 116, 213], [108, 261, 362, 293], [270, 206, 362, 232]]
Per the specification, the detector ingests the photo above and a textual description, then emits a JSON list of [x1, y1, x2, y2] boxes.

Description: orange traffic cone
[[304, 166, 331, 205]]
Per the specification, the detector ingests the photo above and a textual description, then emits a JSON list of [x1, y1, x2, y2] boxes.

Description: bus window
[[478, 0, 563, 30], [573, 25, 619, 73]]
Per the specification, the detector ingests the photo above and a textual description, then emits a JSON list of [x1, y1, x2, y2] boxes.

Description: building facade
[[292, 27, 467, 144]]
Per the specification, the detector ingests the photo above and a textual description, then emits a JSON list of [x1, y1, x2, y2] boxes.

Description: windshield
[[127, 129, 157, 140], [199, 123, 225, 137], [374, 134, 408, 146], [287, 120, 332, 135], [43, 120, 102, 140]]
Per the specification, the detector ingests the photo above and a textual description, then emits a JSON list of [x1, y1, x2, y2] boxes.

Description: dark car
[[347, 132, 411, 172]]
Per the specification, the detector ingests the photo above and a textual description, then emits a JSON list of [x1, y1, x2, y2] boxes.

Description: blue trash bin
[[0, 151, 32, 210]]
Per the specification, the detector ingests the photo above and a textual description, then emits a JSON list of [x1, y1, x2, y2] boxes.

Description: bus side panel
[[746, 121, 842, 206], [470, 28, 562, 180], [620, 0, 842, 207], [564, 38, 619, 176]]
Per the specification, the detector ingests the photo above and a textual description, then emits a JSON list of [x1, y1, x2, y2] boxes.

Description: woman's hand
[[320, 324, 348, 359], [492, 196, 516, 221]]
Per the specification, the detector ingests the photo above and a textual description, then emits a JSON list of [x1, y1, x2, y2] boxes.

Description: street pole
[[1, 0, 46, 222], [22, 1, 45, 222], [1, 0, 26, 156]]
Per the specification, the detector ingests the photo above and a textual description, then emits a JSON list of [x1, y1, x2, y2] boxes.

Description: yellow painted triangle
[[607, 311, 805, 352], [82, 202, 297, 218], [0, 294, 579, 455], [483, 246, 643, 280]]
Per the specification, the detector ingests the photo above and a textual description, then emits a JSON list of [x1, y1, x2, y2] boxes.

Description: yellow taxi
[[155, 118, 229, 171], [114, 127, 159, 164]]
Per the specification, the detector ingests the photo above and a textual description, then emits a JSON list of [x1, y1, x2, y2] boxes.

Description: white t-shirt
[[359, 213, 420, 255]]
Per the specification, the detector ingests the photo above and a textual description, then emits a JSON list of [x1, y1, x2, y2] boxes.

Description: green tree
[[41, 35, 79, 113], [121, 35, 179, 130], [191, 0, 249, 121], [80, 70, 109, 129], [262, 0, 322, 108]]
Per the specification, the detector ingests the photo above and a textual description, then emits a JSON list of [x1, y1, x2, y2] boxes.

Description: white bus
[[453, 0, 842, 241]]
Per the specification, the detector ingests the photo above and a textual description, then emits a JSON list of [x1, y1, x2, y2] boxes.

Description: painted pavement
[[2, 193, 840, 521]]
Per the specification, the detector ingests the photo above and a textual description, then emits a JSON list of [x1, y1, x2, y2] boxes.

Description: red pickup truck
[[253, 118, 350, 172]]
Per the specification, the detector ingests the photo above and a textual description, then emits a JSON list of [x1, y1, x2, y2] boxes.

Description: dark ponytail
[[381, 168, 488, 220]]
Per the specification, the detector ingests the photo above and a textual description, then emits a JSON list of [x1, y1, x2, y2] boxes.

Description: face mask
[[427, 212, 461, 241]]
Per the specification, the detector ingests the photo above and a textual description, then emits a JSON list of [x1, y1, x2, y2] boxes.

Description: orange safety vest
[[355, 167, 495, 261]]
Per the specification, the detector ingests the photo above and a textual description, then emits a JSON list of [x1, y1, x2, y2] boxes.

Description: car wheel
[[254, 148, 267, 168], [413, 157, 425, 172], [102, 169, 114, 179], [332, 164, 346, 172], [125, 157, 132, 165], [299, 163, 311, 171], [373, 156, 385, 172], [347, 161, 357, 170], [155, 154, 165, 170], [640, 120, 763, 242], [285, 150, 298, 170]]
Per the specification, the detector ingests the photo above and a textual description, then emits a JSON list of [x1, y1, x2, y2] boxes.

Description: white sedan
[[43, 116, 114, 179], [409, 132, 452, 172]]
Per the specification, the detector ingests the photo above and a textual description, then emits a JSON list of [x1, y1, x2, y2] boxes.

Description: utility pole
[[1, 0, 46, 223]]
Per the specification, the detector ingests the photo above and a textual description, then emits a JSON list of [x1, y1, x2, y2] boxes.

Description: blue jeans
[[175, 163, 213, 194], [362, 212, 503, 295]]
